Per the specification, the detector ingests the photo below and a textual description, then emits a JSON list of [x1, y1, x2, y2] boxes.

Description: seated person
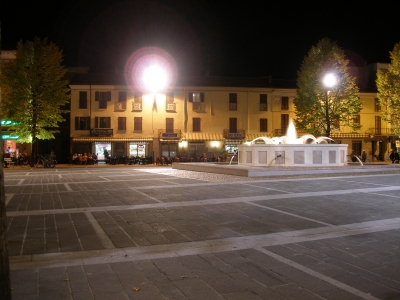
[[81, 153, 88, 164], [91, 153, 98, 164], [72, 153, 79, 164]]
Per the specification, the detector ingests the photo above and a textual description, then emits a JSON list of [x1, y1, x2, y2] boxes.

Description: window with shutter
[[229, 93, 237, 111], [132, 92, 143, 110], [96, 91, 111, 109], [281, 114, 289, 134], [79, 91, 87, 109], [281, 97, 289, 110], [193, 118, 201, 132], [229, 118, 237, 133], [98, 117, 110, 128], [118, 91, 127, 109], [189, 92, 204, 110], [260, 118, 268, 132], [134, 117, 142, 132], [118, 117, 126, 130], [75, 116, 90, 130], [260, 94, 267, 111], [166, 118, 174, 133]]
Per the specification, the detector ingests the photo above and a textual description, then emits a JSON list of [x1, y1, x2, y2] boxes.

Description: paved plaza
[[3, 164, 400, 300]]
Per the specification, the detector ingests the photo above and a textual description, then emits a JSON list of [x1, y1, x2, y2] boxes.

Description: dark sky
[[2, 0, 400, 80]]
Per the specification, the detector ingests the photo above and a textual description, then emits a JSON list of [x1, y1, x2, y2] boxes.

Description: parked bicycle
[[35, 154, 57, 168], [17, 156, 30, 167]]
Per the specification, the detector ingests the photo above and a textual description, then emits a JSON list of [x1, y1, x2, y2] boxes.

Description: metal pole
[[325, 90, 330, 138]]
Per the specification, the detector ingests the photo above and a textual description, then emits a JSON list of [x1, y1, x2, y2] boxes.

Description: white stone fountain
[[238, 120, 348, 167]]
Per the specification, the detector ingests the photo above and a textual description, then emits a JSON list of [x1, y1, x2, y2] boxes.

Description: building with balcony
[[69, 67, 399, 163]]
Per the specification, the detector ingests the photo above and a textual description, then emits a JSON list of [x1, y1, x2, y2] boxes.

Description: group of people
[[389, 150, 400, 164], [72, 153, 98, 165]]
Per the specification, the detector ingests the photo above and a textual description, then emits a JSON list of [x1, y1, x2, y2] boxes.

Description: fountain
[[238, 119, 348, 167]]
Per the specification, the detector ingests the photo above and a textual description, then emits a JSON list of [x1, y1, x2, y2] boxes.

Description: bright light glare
[[143, 65, 168, 93], [323, 73, 337, 88]]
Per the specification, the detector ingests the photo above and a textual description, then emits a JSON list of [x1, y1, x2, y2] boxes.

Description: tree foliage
[[0, 37, 69, 145], [293, 38, 362, 137], [376, 42, 400, 135]]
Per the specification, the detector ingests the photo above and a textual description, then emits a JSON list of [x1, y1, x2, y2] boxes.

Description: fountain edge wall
[[238, 144, 348, 167]]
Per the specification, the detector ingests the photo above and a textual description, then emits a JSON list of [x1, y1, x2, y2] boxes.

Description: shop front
[[2, 126, 32, 158], [72, 137, 152, 162]]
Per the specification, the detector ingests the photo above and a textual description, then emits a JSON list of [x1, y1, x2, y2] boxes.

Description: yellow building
[[69, 69, 397, 163]]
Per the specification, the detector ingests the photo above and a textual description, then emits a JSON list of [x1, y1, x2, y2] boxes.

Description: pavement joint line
[[241, 182, 294, 194], [331, 177, 394, 187], [129, 188, 164, 203], [246, 201, 336, 227], [4, 175, 202, 187], [366, 192, 400, 199], [84, 212, 116, 249], [6, 184, 400, 217], [5, 193, 14, 206], [255, 247, 381, 300], [9, 217, 400, 270], [63, 183, 73, 192], [157, 179, 183, 185]]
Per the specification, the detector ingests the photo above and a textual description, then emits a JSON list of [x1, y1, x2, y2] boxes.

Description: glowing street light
[[323, 73, 337, 89], [143, 65, 168, 94], [124, 47, 177, 163], [142, 64, 169, 136], [322, 73, 338, 138]]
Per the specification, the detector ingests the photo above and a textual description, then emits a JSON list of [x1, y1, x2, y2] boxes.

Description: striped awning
[[183, 133, 224, 141], [246, 133, 272, 141], [72, 136, 153, 143]]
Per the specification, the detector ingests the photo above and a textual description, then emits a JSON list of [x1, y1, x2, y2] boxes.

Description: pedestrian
[[389, 149, 396, 163], [394, 151, 400, 164], [361, 150, 367, 163], [351, 150, 357, 162]]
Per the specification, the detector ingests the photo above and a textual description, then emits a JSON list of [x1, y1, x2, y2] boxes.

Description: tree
[[376, 42, 400, 135], [0, 22, 12, 300], [293, 38, 362, 137], [0, 37, 69, 166]]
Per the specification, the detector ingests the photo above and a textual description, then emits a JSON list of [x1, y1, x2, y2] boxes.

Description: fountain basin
[[238, 143, 348, 167]]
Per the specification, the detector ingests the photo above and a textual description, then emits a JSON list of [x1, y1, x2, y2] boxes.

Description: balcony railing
[[192, 102, 206, 112], [115, 102, 126, 111], [367, 128, 397, 135], [158, 129, 182, 139], [132, 102, 142, 111], [223, 129, 245, 139], [166, 103, 176, 111]]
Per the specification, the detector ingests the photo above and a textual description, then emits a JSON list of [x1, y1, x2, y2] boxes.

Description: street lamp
[[322, 73, 337, 138]]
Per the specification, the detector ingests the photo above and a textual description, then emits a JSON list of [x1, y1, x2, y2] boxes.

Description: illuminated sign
[[1, 120, 18, 126], [2, 134, 19, 140]]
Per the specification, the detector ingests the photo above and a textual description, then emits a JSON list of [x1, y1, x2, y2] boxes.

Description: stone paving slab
[[3, 166, 400, 299]]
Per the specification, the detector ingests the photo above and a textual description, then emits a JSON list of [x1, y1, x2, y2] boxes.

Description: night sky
[[1, 0, 399, 80]]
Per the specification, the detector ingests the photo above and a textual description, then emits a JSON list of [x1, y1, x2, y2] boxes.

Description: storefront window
[[3, 140, 17, 157], [129, 143, 146, 157], [95, 143, 111, 160], [225, 143, 239, 154], [161, 143, 177, 157], [188, 143, 204, 159]]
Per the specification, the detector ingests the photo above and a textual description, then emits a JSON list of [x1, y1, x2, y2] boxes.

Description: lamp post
[[142, 64, 168, 163], [322, 73, 337, 138], [143, 65, 168, 134]]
